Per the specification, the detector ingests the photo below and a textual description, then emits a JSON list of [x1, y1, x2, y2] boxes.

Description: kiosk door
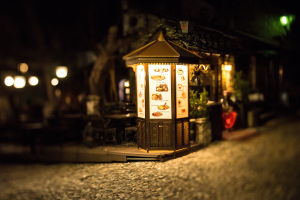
[[150, 121, 171, 147]]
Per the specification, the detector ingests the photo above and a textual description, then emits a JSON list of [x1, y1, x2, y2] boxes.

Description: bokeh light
[[280, 16, 288, 25], [51, 78, 59, 86], [124, 81, 130, 87], [14, 76, 26, 88], [4, 76, 14, 86], [56, 66, 68, 78], [224, 65, 232, 71], [18, 63, 29, 73], [55, 89, 61, 97], [28, 76, 39, 86]]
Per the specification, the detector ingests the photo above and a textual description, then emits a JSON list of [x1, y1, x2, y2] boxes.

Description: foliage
[[189, 88, 209, 119], [191, 65, 204, 85], [232, 71, 250, 102]]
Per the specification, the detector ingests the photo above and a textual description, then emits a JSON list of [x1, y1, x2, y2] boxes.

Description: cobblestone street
[[0, 114, 300, 200]]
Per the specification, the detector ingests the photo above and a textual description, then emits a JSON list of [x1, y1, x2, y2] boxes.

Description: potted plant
[[189, 88, 211, 146], [232, 71, 250, 103]]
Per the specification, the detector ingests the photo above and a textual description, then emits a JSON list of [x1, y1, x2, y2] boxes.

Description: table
[[61, 113, 83, 119], [18, 122, 44, 154], [104, 113, 137, 145]]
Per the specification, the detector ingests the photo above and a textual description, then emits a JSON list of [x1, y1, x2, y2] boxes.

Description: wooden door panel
[[150, 122, 159, 147]]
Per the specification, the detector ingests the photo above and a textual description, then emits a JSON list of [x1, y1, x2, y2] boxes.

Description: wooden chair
[[123, 126, 137, 147], [82, 115, 116, 148]]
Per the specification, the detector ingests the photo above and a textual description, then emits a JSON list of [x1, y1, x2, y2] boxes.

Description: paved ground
[[0, 113, 300, 200]]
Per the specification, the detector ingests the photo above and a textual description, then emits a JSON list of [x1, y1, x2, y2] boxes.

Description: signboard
[[176, 65, 188, 118], [149, 65, 172, 119], [137, 65, 146, 118]]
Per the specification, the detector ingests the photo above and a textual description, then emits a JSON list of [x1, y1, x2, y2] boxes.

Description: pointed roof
[[123, 31, 202, 66]]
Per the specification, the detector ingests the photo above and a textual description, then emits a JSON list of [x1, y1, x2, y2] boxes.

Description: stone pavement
[[0, 113, 300, 200]]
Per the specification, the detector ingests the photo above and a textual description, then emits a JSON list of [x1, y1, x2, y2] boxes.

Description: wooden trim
[[171, 64, 176, 152], [123, 40, 156, 59], [148, 146, 176, 150], [164, 40, 181, 57], [125, 58, 179, 66], [144, 63, 150, 152], [168, 40, 203, 58]]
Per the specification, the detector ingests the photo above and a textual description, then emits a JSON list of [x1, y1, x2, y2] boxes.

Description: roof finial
[[158, 31, 166, 41]]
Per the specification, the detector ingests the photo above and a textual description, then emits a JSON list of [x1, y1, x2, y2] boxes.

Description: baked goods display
[[158, 102, 170, 110], [177, 68, 183, 75], [182, 91, 186, 99], [152, 112, 163, 117], [181, 75, 185, 83], [151, 75, 165, 81], [178, 84, 182, 90], [175, 66, 188, 118], [151, 93, 163, 100], [178, 99, 182, 107], [149, 65, 172, 119], [139, 91, 142, 98], [156, 84, 168, 92], [154, 68, 169, 72], [139, 107, 142, 112]]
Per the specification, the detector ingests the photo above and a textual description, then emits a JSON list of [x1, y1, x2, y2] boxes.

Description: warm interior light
[[14, 76, 26, 88], [18, 63, 29, 73], [28, 76, 39, 86], [51, 78, 59, 86], [224, 65, 232, 71], [55, 89, 61, 97], [56, 66, 68, 78], [125, 88, 130, 94], [124, 81, 130, 87], [279, 69, 283, 75], [4, 76, 14, 86], [65, 96, 71, 105]]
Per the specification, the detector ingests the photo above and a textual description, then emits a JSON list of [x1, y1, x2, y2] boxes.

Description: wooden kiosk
[[123, 31, 202, 152]]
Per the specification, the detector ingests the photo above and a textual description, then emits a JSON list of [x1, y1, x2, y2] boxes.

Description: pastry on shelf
[[152, 112, 163, 117], [182, 91, 186, 99], [156, 84, 168, 92], [151, 75, 165, 81], [151, 93, 163, 100], [177, 68, 183, 75], [158, 102, 170, 110]]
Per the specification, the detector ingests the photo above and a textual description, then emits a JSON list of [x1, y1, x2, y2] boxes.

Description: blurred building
[[0, 0, 297, 123], [120, 0, 296, 110]]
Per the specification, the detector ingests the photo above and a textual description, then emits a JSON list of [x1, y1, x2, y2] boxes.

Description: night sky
[[0, 0, 121, 52], [1, 0, 299, 50], [1, 0, 300, 76]]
